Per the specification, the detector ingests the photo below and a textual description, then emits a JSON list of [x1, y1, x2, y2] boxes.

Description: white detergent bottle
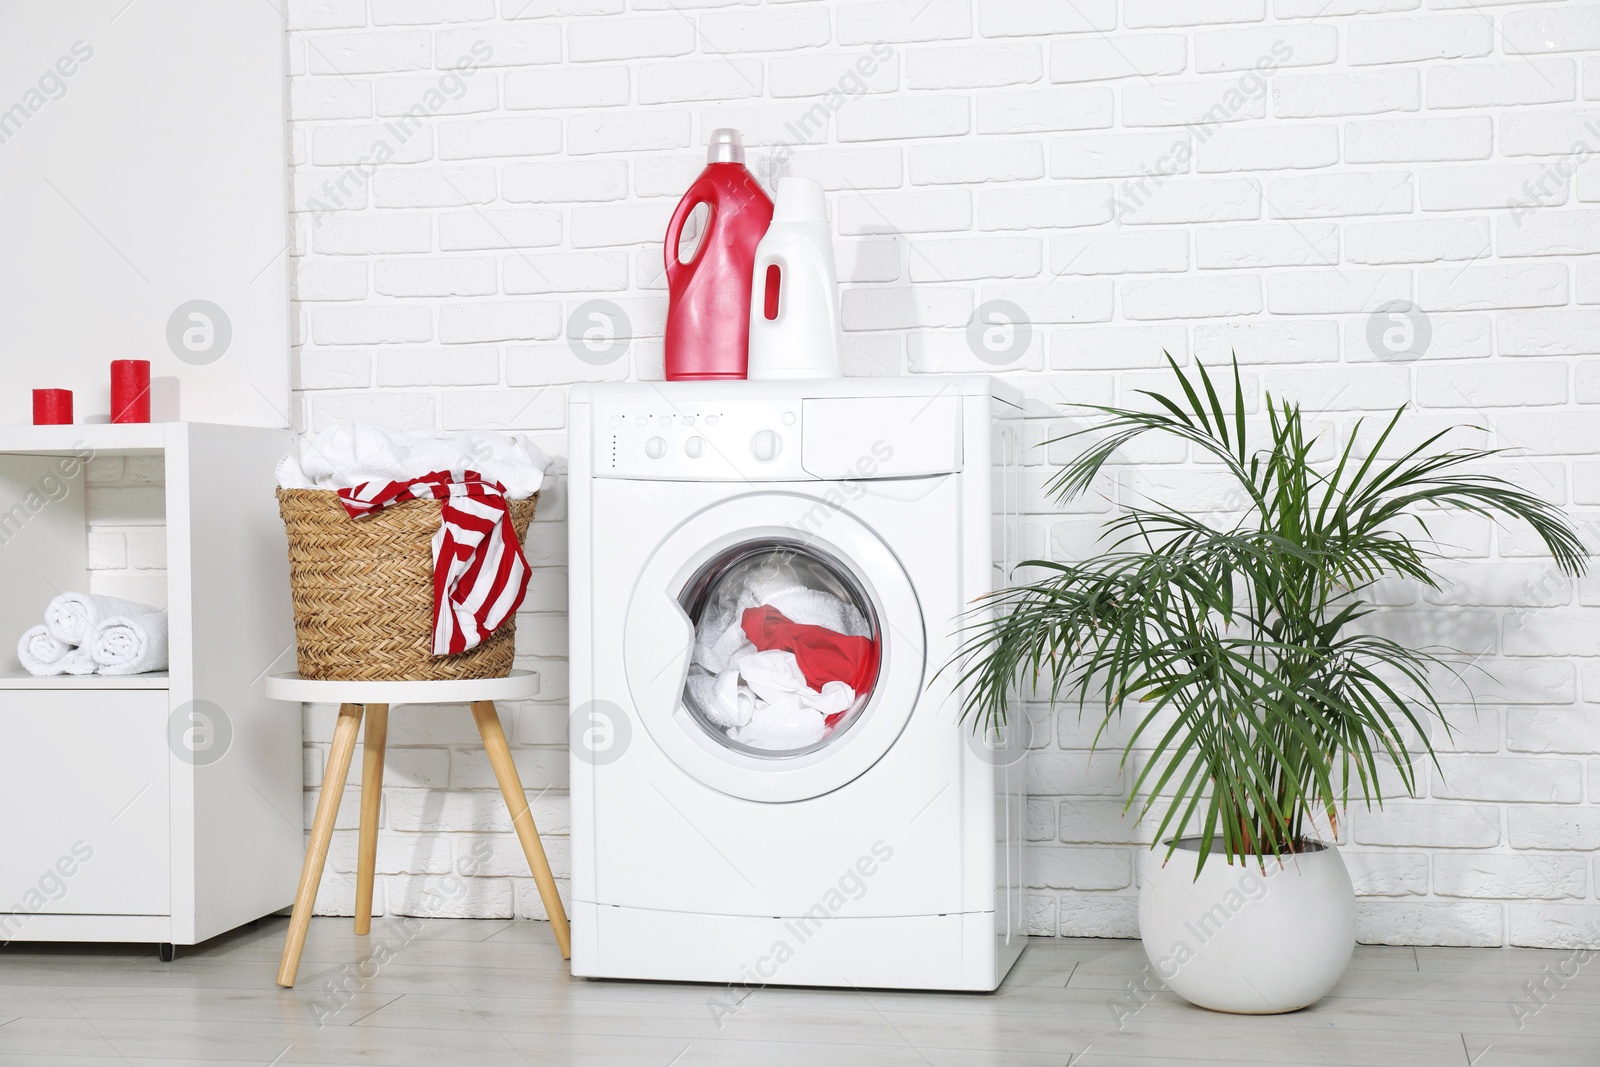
[[746, 176, 843, 380]]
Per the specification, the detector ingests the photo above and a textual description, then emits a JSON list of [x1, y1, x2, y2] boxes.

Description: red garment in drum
[[740, 605, 879, 696]]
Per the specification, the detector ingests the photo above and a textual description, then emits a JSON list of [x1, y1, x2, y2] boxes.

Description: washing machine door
[[624, 492, 925, 803]]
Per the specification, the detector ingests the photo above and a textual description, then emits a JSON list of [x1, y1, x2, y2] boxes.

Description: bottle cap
[[707, 128, 745, 164], [772, 176, 828, 223]]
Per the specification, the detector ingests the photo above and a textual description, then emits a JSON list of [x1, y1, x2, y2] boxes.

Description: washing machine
[[567, 376, 1027, 991]]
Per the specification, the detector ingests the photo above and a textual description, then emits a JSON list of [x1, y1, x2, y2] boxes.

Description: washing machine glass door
[[624, 492, 925, 803]]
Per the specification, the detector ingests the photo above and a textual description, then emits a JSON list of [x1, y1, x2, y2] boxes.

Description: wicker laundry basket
[[276, 488, 537, 681]]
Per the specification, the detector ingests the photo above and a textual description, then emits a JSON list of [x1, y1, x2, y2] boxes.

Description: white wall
[[0, 1, 291, 428], [282, 0, 1600, 948]]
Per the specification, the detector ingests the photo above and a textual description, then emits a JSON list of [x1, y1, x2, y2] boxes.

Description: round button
[[707, 415, 720, 426], [750, 430, 781, 463], [608, 415, 623, 429], [645, 436, 667, 460], [782, 411, 796, 426], [685, 436, 705, 459]]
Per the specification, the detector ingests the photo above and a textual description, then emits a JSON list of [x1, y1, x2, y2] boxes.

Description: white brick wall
[[84, 458, 168, 611], [285, 1, 1600, 949]]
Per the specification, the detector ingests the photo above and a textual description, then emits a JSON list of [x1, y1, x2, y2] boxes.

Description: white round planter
[[1138, 838, 1356, 1014]]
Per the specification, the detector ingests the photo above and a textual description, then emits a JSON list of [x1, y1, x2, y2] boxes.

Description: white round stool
[[264, 670, 570, 987]]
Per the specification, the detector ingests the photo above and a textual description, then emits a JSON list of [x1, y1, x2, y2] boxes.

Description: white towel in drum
[[88, 611, 169, 676], [722, 650, 857, 751], [44, 592, 158, 646], [17, 625, 73, 676], [685, 667, 755, 729], [692, 607, 758, 675], [740, 571, 870, 636], [688, 574, 870, 678], [728, 695, 825, 751]]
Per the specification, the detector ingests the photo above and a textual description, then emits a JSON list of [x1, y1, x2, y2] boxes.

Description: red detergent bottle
[[663, 129, 775, 381]]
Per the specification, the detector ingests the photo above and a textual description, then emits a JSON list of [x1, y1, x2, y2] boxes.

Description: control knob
[[750, 429, 781, 462]]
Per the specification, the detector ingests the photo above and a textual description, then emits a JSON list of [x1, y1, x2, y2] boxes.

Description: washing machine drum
[[624, 493, 926, 803]]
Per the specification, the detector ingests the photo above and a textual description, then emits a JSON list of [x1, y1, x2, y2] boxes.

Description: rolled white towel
[[44, 593, 158, 646], [60, 644, 98, 676], [23, 642, 98, 677], [17, 625, 74, 676], [89, 611, 169, 676]]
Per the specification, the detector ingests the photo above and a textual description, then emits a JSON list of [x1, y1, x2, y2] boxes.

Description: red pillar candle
[[32, 389, 73, 425], [110, 360, 151, 423]]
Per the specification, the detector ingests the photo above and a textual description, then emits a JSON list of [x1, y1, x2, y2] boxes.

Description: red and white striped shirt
[[338, 470, 531, 656]]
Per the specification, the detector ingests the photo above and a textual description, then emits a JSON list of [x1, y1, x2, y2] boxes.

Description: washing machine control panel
[[593, 400, 808, 480]]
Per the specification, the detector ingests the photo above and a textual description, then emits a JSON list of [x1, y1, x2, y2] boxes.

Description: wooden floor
[[0, 919, 1594, 1065]]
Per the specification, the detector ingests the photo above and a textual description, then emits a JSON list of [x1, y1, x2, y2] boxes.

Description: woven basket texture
[[277, 488, 536, 681]]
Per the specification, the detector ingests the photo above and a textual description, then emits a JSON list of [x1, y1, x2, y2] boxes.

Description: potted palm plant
[[953, 359, 1586, 1014]]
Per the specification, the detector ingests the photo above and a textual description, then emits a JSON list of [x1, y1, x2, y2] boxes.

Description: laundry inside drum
[[678, 539, 881, 758]]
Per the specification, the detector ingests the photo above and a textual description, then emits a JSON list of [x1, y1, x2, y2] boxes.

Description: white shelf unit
[[0, 422, 302, 950]]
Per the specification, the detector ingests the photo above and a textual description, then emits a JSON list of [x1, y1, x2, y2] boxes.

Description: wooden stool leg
[[355, 703, 389, 936], [277, 702, 364, 988], [470, 699, 572, 960]]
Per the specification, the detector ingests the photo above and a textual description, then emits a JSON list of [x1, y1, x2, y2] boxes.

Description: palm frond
[[947, 357, 1589, 868]]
